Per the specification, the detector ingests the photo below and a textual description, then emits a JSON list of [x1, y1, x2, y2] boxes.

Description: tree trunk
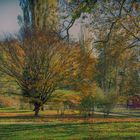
[[33, 102, 40, 117]]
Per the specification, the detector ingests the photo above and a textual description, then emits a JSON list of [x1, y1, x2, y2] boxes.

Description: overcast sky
[[0, 0, 85, 41], [0, 0, 22, 39]]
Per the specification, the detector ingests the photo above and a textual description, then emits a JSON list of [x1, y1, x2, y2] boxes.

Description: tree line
[[0, 0, 139, 116]]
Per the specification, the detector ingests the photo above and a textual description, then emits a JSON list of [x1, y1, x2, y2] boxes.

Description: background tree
[[19, 0, 58, 30]]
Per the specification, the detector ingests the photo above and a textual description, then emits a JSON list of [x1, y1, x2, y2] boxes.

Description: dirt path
[[0, 117, 140, 124]]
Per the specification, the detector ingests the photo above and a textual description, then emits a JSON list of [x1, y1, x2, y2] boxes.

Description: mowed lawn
[[0, 108, 140, 140], [0, 122, 140, 140]]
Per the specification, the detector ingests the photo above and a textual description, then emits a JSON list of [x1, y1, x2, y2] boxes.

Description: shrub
[[97, 89, 118, 117], [0, 95, 20, 108], [80, 95, 95, 117]]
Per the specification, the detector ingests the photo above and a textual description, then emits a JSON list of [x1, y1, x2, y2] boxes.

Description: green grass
[[0, 122, 140, 140], [0, 107, 31, 113], [111, 108, 140, 117], [0, 107, 140, 139]]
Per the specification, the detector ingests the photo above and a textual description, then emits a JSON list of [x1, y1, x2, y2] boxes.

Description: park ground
[[0, 108, 140, 140]]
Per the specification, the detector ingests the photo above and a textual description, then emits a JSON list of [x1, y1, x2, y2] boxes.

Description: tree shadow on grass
[[0, 121, 139, 140], [0, 114, 94, 120], [0, 122, 91, 138], [0, 113, 122, 120]]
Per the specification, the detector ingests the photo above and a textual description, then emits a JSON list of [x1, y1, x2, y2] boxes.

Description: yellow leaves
[[132, 3, 139, 11], [0, 30, 98, 105], [50, 89, 81, 105], [0, 95, 20, 107]]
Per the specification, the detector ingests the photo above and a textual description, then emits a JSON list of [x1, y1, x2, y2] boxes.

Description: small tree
[[78, 82, 97, 117], [0, 30, 86, 116], [80, 95, 95, 117], [97, 89, 118, 117]]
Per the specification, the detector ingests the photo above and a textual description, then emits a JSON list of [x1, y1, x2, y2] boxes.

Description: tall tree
[[92, 0, 140, 95], [0, 30, 95, 116], [19, 0, 58, 30]]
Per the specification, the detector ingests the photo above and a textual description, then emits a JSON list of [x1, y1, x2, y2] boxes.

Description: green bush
[[97, 89, 118, 117], [80, 95, 95, 117], [78, 86, 119, 117]]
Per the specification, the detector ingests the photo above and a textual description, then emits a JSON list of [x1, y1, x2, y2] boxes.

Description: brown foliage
[[0, 30, 96, 115]]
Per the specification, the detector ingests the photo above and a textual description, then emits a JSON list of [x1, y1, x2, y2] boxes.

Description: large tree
[[0, 30, 95, 116], [66, 0, 139, 96]]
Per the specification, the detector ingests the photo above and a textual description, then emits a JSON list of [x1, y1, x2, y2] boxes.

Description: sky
[[0, 0, 85, 41], [0, 0, 22, 39]]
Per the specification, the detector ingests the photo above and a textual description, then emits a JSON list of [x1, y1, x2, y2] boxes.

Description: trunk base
[[33, 102, 40, 117]]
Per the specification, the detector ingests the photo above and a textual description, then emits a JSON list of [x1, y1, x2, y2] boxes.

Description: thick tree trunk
[[33, 102, 40, 117]]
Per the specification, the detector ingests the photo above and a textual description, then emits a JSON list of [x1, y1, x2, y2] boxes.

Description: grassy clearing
[[0, 107, 140, 123], [0, 122, 140, 140], [0, 108, 140, 139]]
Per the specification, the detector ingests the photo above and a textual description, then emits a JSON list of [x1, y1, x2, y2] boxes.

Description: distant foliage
[[0, 95, 20, 108]]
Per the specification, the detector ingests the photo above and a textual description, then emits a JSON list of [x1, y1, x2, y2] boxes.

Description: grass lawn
[[0, 108, 140, 140], [0, 122, 140, 140]]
